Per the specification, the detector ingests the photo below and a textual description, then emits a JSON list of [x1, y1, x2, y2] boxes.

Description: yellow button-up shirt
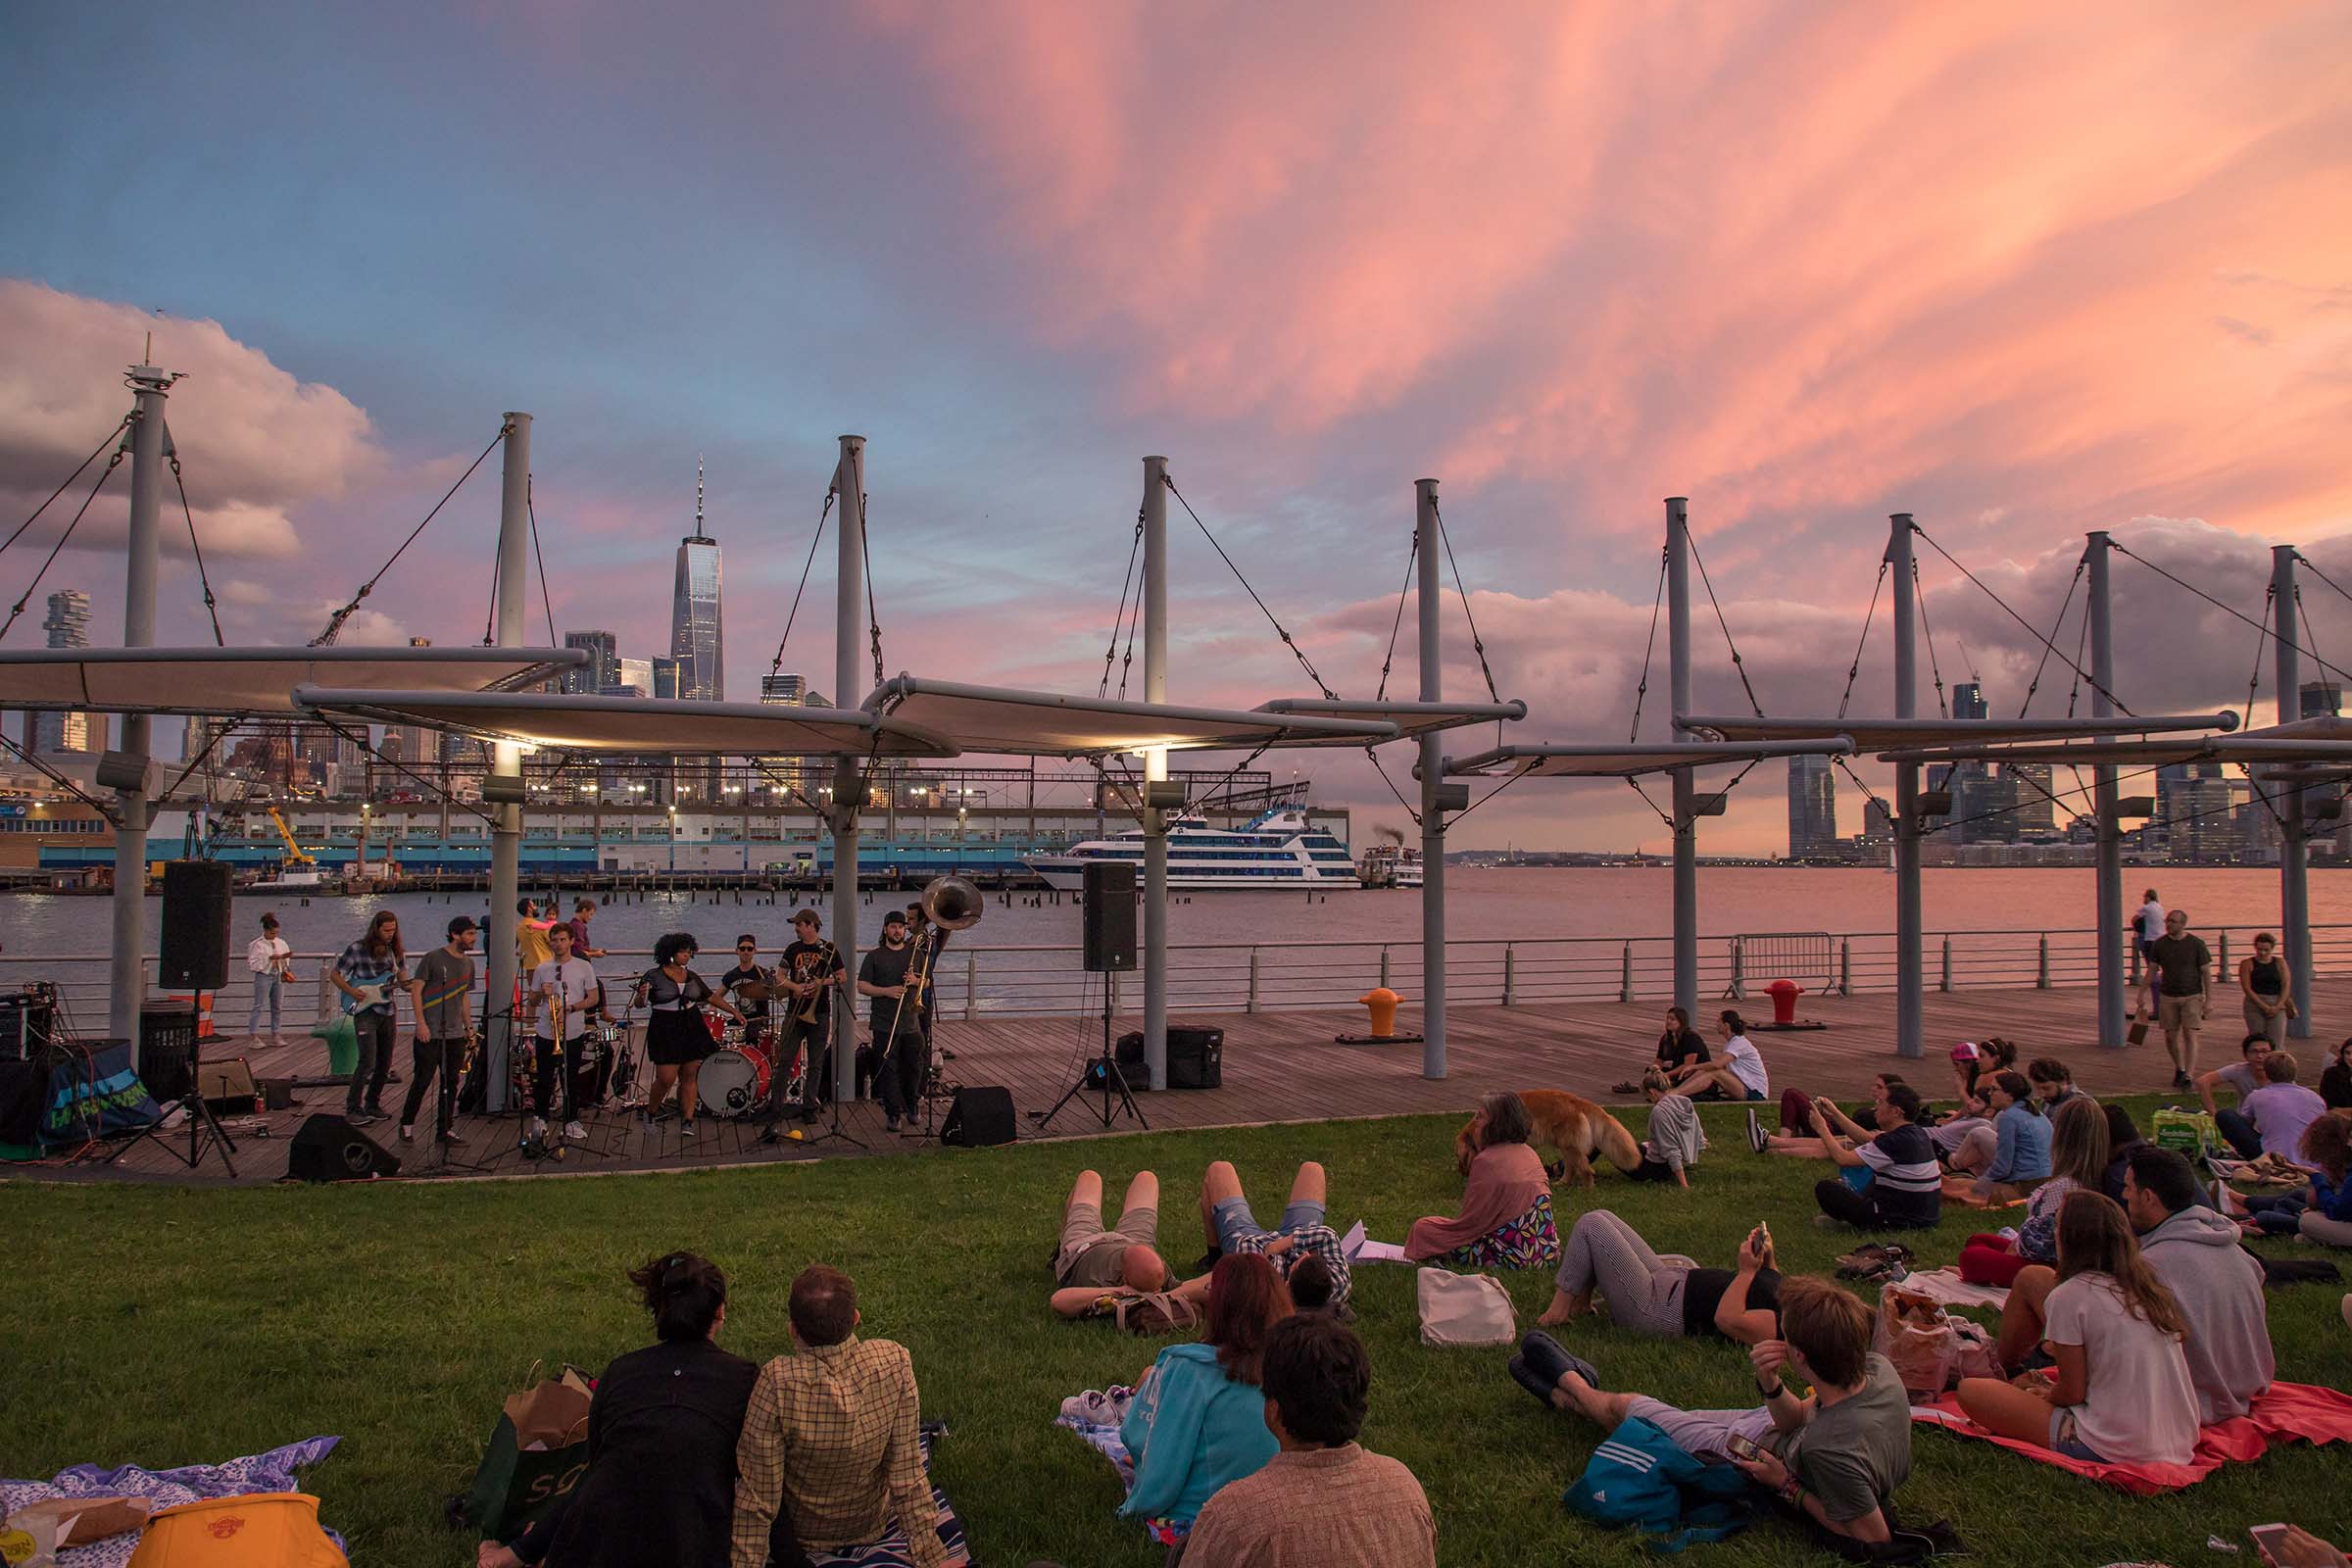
[[729, 1335, 947, 1568]]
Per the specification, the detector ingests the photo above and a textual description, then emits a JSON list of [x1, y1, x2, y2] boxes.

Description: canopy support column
[[1417, 477, 1446, 1079], [108, 361, 174, 1050], [485, 414, 529, 1095], [1141, 456, 1169, 1091], [1665, 498, 1696, 1018], [1890, 514, 1923, 1060], [2273, 545, 2312, 1038], [2087, 532, 2125, 1049], [833, 436, 866, 1103]]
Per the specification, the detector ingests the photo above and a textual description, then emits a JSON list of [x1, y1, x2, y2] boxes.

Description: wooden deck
[[17, 980, 2339, 1189]]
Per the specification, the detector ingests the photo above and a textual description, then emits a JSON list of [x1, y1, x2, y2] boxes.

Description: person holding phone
[[1535, 1210, 1781, 1347]]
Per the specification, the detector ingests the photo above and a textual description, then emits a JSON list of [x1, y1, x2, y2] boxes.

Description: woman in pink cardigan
[[1406, 1092, 1561, 1268]]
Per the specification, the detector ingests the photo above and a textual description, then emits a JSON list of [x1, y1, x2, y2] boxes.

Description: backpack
[[1563, 1416, 1761, 1552]]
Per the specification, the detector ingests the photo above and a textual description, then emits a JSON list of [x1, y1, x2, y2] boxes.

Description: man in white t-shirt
[[245, 912, 294, 1042], [2241, 1053, 2327, 1166], [2132, 889, 2165, 1019], [527, 922, 599, 1144]]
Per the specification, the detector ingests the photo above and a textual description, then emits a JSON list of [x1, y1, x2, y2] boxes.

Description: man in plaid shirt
[[1200, 1159, 1354, 1311], [730, 1265, 953, 1568]]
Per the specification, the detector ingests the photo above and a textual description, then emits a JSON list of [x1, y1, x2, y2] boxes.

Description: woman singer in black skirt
[[634, 932, 742, 1139]]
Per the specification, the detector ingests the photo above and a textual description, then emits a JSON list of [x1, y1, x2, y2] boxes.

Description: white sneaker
[[564, 1120, 587, 1143], [528, 1115, 548, 1139]]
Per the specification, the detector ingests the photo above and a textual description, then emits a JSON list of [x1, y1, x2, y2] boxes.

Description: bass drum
[[700, 1040, 775, 1118]]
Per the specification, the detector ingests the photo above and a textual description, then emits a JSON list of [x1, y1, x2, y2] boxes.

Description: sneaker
[[528, 1115, 548, 1140], [397, 1124, 414, 1145], [680, 1121, 698, 1139], [346, 1109, 379, 1127], [564, 1121, 587, 1143], [884, 1115, 901, 1134], [1746, 1107, 1766, 1153], [637, 1109, 654, 1131]]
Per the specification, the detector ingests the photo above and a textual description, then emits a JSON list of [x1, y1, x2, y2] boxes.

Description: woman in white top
[[245, 912, 294, 1041], [1956, 1189, 2199, 1465], [1666, 1010, 1769, 1103]]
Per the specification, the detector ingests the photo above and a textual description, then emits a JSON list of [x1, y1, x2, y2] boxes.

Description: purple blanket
[[2, 1437, 343, 1568]]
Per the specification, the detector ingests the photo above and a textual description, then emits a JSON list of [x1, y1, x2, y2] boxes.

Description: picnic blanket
[[805, 1425, 972, 1568], [1055, 1392, 1185, 1548], [1895, 1266, 2010, 1311], [1, 1438, 344, 1568], [1914, 1381, 2352, 1494]]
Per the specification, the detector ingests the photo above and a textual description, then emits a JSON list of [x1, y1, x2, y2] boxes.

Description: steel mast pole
[[1890, 514, 1923, 1060], [484, 414, 529, 1099], [833, 436, 866, 1104], [108, 360, 176, 1050], [2273, 545, 2312, 1038], [2087, 533, 2124, 1049], [1665, 498, 1696, 1019], [1141, 456, 1169, 1091], [1417, 478, 1447, 1078]]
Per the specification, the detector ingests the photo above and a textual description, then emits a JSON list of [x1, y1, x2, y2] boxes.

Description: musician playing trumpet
[[528, 921, 599, 1146], [760, 909, 845, 1142]]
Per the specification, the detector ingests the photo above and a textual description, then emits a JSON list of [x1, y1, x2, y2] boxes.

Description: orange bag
[[125, 1494, 346, 1568]]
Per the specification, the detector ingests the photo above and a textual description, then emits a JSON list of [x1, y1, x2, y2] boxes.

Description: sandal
[[1609, 1081, 1642, 1097]]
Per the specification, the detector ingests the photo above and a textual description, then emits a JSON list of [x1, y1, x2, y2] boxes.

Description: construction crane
[[265, 806, 317, 867]]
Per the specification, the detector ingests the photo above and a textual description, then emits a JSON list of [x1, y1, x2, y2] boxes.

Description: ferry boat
[[1025, 806, 1358, 890], [1356, 841, 1424, 889]]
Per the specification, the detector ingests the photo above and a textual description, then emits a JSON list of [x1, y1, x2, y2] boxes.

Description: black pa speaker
[[159, 860, 234, 991], [287, 1112, 402, 1182], [1081, 860, 1138, 973], [1167, 1025, 1223, 1090], [939, 1085, 1017, 1147]]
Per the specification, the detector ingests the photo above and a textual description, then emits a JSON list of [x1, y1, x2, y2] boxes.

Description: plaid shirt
[[1232, 1222, 1353, 1310], [1183, 1444, 1436, 1567], [729, 1336, 947, 1568]]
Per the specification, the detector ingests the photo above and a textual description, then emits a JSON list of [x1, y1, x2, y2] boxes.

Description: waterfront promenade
[[28, 979, 2341, 1188]]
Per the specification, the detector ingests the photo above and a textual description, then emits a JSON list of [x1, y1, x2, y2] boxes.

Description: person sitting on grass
[[1955, 1191, 2199, 1466], [1198, 1158, 1355, 1309], [1514, 1277, 1914, 1548], [1629, 1004, 1708, 1088], [2228, 1111, 2352, 1248], [2125, 1146, 2273, 1425], [2322, 1036, 2352, 1111], [2027, 1055, 2094, 1114], [2100, 1103, 2151, 1204], [1949, 1036, 2018, 1104], [1182, 1314, 1437, 1568], [1940, 1070, 2049, 1202], [1404, 1093, 1560, 1267], [1958, 1098, 2107, 1287], [1052, 1168, 1174, 1296], [1627, 1069, 1705, 1186], [1667, 1009, 1769, 1102], [1759, 1073, 1907, 1157], [1118, 1253, 1288, 1531], [2240, 1052, 2329, 1166], [1810, 1084, 1943, 1232], [480, 1252, 761, 1568], [2198, 1033, 2278, 1160], [732, 1264, 953, 1568], [1537, 1210, 1782, 1347]]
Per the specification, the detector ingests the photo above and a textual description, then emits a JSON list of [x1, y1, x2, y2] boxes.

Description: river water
[[3, 865, 2346, 958]]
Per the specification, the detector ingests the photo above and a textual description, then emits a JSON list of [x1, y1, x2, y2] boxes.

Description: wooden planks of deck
[[20, 980, 2339, 1189]]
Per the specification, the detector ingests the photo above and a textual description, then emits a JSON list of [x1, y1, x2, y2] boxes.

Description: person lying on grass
[[1537, 1210, 1781, 1347], [1052, 1168, 1175, 1297], [1514, 1276, 1914, 1548]]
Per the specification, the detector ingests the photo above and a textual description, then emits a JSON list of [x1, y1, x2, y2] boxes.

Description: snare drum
[[700, 1038, 776, 1118]]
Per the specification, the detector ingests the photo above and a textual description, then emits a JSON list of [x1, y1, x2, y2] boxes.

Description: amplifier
[[1, 992, 57, 1062], [1108, 1027, 1221, 1089]]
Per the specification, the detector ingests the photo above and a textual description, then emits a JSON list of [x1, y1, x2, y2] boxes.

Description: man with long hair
[[328, 908, 420, 1126]]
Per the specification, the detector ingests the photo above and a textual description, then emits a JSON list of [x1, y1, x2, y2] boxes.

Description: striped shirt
[[1857, 1123, 1943, 1225]]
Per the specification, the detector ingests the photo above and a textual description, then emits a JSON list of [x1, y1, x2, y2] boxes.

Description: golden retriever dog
[[1454, 1089, 1643, 1189]]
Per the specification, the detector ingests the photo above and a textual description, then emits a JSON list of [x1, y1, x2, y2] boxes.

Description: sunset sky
[[3, 3, 2347, 853]]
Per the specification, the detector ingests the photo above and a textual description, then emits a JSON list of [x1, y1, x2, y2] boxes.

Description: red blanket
[[1914, 1381, 2352, 1494]]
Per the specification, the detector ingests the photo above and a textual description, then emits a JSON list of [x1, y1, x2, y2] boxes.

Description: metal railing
[[10, 923, 2350, 1032]]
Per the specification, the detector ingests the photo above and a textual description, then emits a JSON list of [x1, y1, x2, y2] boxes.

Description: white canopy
[[0, 646, 583, 716], [1443, 738, 1854, 779], [1253, 697, 1526, 745], [1680, 712, 2238, 754], [294, 688, 956, 758], [863, 676, 1397, 757], [1882, 727, 2352, 768]]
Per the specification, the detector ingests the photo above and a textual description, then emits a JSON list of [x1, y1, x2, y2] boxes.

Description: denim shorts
[[1212, 1195, 1326, 1254], [2048, 1408, 2104, 1462]]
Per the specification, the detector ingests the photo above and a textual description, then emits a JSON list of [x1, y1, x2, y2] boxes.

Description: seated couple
[[477, 1255, 955, 1568], [2201, 1037, 2333, 1165], [1957, 1175, 2256, 1466], [1049, 1162, 1351, 1321], [1040, 1310, 1436, 1566], [1755, 1077, 1942, 1232], [1538, 1209, 1782, 1347], [2228, 1110, 2352, 1248], [1515, 1274, 1915, 1547]]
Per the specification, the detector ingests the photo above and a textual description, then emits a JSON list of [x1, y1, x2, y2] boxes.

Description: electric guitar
[[338, 978, 394, 1016]]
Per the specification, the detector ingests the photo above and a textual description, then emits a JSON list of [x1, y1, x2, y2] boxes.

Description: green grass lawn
[[6, 1099, 2351, 1566]]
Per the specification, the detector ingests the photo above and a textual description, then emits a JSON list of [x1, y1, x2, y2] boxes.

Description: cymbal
[[735, 981, 778, 1002]]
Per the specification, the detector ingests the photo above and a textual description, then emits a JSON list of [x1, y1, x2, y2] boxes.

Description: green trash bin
[[316, 1013, 359, 1078]]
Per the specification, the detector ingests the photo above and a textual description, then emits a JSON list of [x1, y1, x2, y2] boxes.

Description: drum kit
[[698, 1002, 806, 1120]]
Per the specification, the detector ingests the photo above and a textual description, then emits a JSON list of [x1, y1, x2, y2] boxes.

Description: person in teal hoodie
[[1118, 1252, 1289, 1528]]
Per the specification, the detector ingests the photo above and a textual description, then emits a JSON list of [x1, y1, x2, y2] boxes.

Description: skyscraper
[[606, 657, 654, 699], [652, 657, 684, 700], [1786, 753, 1837, 859], [760, 672, 808, 706], [2007, 761, 2057, 833], [389, 636, 438, 776], [669, 459, 723, 701], [32, 589, 93, 754], [563, 629, 619, 695]]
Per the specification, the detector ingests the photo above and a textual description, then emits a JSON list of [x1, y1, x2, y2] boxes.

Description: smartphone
[[1724, 1432, 1765, 1462], [2249, 1524, 2290, 1557], [1756, 1220, 1772, 1251]]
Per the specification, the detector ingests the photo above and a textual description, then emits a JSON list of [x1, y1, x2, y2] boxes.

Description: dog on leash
[[1454, 1089, 1642, 1189]]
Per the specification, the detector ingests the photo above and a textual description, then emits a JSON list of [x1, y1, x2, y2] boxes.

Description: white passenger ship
[[1355, 842, 1424, 888], [1025, 806, 1358, 890]]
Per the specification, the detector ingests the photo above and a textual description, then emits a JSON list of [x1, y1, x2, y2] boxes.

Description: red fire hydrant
[[1767, 978, 1802, 1027]]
